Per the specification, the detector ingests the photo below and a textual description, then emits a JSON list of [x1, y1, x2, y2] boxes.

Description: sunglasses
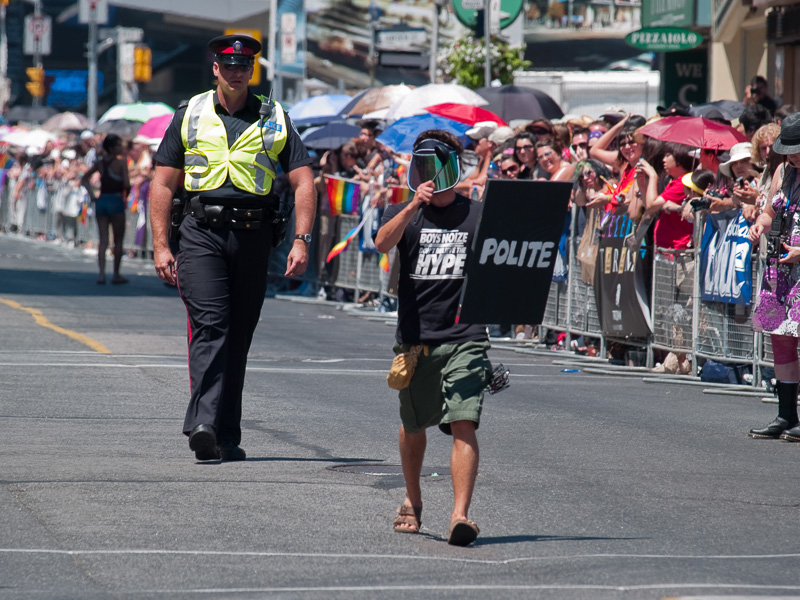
[[571, 142, 588, 150], [515, 144, 534, 151], [501, 166, 519, 174], [619, 140, 638, 147], [219, 63, 252, 73]]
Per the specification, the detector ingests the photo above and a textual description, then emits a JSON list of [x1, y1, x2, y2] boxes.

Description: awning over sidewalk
[[109, 0, 267, 23]]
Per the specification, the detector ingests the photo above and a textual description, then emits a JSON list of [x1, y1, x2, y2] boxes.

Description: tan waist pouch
[[387, 344, 429, 390]]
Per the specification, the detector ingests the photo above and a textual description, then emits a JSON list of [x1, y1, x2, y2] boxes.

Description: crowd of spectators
[[2, 79, 798, 371]]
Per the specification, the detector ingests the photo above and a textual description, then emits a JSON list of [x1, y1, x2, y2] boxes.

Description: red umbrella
[[136, 113, 174, 140], [636, 116, 747, 151], [424, 103, 507, 127]]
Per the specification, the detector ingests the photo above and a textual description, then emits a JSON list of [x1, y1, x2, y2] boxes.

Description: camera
[[690, 197, 711, 212], [735, 176, 744, 186], [766, 217, 784, 256], [750, 85, 758, 96]]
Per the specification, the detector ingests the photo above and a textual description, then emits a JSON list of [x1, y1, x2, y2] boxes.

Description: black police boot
[[189, 424, 220, 460], [219, 442, 246, 461], [749, 381, 799, 439]]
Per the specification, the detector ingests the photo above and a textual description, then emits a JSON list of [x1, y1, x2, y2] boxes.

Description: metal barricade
[[330, 213, 384, 297], [650, 249, 694, 354]]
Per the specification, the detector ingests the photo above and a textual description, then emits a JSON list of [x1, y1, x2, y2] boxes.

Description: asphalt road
[[2, 233, 800, 600]]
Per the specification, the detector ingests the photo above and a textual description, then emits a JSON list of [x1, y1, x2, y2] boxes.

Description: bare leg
[[96, 215, 110, 283], [397, 425, 426, 531], [110, 213, 127, 282], [449, 419, 479, 525]]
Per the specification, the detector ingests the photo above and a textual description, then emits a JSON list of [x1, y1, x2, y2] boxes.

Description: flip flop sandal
[[448, 519, 480, 546], [392, 504, 422, 534]]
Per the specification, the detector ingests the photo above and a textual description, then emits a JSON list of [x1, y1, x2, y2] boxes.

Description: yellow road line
[[0, 297, 111, 354]]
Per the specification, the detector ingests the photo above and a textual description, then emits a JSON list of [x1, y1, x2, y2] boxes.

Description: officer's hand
[[154, 248, 176, 286], [285, 241, 309, 278]]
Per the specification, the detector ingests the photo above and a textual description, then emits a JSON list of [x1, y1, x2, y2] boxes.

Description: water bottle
[[487, 161, 498, 179], [471, 185, 480, 201]]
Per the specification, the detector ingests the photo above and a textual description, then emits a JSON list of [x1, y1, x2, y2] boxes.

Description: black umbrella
[[94, 119, 143, 138], [6, 105, 58, 125], [300, 121, 360, 150], [688, 99, 745, 121], [474, 85, 564, 122]]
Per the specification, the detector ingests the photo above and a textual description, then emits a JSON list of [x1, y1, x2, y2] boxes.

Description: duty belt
[[187, 197, 266, 230]]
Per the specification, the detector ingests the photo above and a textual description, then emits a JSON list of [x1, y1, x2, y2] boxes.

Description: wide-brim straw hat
[[719, 142, 753, 177], [773, 112, 800, 155]]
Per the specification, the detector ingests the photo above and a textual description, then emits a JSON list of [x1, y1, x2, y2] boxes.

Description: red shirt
[[653, 177, 692, 249]]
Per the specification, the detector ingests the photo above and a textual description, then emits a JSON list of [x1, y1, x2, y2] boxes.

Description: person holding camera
[[742, 75, 777, 116], [150, 33, 315, 461], [748, 113, 800, 440]]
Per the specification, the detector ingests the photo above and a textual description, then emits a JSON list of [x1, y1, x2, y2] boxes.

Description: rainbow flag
[[389, 186, 410, 204], [326, 224, 360, 263], [379, 253, 389, 272], [78, 202, 88, 225], [326, 175, 361, 216]]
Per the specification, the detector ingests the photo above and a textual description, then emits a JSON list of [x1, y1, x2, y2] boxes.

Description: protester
[[748, 113, 800, 440], [374, 129, 492, 546]]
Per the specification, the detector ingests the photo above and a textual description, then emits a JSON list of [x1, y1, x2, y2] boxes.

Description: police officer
[[150, 34, 316, 461]]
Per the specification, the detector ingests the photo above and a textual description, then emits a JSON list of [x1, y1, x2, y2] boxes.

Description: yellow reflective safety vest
[[180, 90, 288, 195]]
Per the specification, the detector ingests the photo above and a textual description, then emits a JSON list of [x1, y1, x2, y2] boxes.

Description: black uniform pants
[[176, 215, 272, 445]]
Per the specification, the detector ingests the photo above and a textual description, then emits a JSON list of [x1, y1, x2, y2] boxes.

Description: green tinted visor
[[408, 140, 460, 193]]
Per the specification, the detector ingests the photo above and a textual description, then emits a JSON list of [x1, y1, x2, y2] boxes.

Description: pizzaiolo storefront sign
[[625, 27, 702, 52]]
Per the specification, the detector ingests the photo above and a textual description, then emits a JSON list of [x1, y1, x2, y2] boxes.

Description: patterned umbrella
[[97, 102, 174, 124], [343, 85, 414, 117]]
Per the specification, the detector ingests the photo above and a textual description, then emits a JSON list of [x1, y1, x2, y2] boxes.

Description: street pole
[[88, 8, 98, 124], [430, 1, 440, 84], [484, 0, 490, 87], [32, 0, 42, 107], [0, 3, 7, 110], [268, 0, 277, 87]]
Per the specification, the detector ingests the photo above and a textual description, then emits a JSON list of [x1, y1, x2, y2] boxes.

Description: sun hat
[[719, 142, 753, 177], [465, 121, 498, 140], [681, 170, 715, 196], [601, 106, 627, 123], [488, 126, 515, 145], [773, 112, 800, 155]]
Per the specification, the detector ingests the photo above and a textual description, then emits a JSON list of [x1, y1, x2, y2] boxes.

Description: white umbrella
[[2, 128, 57, 152], [382, 84, 488, 122]]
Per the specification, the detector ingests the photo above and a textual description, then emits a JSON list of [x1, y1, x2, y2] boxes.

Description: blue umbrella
[[288, 94, 353, 126], [376, 114, 471, 154], [300, 121, 360, 150]]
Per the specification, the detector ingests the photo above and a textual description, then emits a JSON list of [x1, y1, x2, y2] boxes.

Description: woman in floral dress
[[748, 113, 800, 440]]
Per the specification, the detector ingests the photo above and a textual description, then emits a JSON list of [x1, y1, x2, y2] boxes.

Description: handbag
[[577, 208, 601, 285], [387, 345, 429, 390]]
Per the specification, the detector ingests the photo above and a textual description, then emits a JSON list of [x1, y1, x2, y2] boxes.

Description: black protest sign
[[458, 179, 571, 324], [593, 213, 652, 339]]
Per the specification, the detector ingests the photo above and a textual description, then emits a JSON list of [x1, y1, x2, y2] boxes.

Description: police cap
[[208, 34, 261, 67]]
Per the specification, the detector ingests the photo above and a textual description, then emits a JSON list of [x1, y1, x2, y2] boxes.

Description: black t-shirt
[[154, 89, 312, 204], [379, 194, 488, 345]]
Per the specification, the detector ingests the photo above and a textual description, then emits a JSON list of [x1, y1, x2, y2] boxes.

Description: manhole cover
[[328, 463, 449, 477]]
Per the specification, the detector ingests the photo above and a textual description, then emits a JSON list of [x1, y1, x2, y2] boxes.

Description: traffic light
[[133, 45, 152, 82], [25, 67, 45, 98]]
